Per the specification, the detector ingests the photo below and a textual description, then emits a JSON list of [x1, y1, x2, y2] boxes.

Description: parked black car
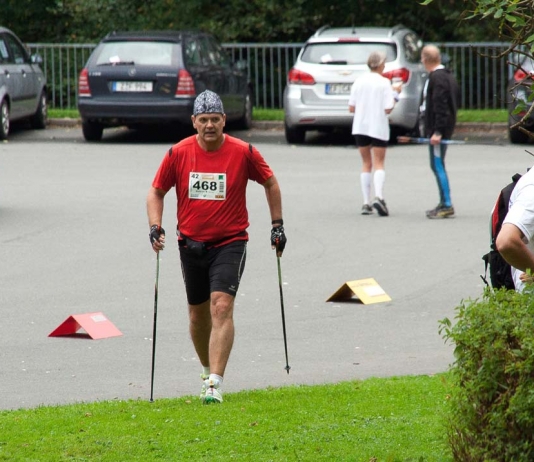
[[507, 56, 534, 144], [0, 26, 47, 140], [78, 30, 253, 141]]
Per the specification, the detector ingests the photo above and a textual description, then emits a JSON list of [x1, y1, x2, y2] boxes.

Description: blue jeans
[[428, 143, 452, 207]]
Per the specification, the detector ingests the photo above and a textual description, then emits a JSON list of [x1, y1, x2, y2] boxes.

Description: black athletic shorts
[[354, 134, 388, 148], [179, 240, 247, 305]]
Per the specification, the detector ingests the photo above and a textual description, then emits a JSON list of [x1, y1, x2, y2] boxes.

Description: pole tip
[[285, 365, 291, 374]]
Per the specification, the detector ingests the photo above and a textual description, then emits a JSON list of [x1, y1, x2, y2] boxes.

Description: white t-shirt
[[502, 167, 534, 291], [348, 72, 395, 141]]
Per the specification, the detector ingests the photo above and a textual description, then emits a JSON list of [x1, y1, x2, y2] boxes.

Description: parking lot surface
[[0, 124, 528, 410]]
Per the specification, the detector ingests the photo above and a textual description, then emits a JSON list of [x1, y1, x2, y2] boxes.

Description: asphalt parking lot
[[0, 122, 529, 410]]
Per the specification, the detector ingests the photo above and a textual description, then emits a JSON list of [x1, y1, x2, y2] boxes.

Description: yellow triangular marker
[[326, 278, 391, 305]]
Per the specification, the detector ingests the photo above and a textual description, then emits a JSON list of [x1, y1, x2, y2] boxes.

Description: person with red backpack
[[496, 167, 534, 292]]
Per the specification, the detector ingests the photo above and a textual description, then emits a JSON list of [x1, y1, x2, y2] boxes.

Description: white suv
[[283, 25, 426, 144]]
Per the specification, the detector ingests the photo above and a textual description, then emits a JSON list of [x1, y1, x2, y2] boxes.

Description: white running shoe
[[202, 379, 223, 404], [199, 374, 209, 401]]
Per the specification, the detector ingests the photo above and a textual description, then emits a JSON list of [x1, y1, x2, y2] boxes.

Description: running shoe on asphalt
[[426, 205, 455, 219], [203, 379, 223, 404], [361, 204, 373, 215], [425, 204, 442, 215], [372, 197, 389, 216]]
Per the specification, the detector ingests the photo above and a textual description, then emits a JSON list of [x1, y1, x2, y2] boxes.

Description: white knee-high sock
[[374, 169, 386, 199], [360, 172, 372, 204]]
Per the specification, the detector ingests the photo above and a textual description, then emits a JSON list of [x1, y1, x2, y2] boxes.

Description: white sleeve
[[503, 184, 534, 242]]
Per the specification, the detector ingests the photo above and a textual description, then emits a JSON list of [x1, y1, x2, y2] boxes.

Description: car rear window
[[94, 41, 178, 66], [301, 42, 397, 65]]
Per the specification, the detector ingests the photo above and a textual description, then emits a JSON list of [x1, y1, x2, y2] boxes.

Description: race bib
[[189, 172, 226, 200]]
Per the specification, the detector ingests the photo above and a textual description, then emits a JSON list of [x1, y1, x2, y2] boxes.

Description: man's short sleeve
[[152, 147, 176, 191], [503, 184, 534, 243]]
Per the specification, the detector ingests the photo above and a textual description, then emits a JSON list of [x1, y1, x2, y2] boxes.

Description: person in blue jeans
[[420, 44, 460, 219]]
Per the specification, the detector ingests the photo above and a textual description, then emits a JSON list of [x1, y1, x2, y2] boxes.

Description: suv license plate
[[112, 81, 153, 92], [325, 83, 351, 95]]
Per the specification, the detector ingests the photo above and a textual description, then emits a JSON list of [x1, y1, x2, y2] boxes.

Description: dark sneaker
[[372, 197, 389, 216], [426, 205, 455, 219], [425, 204, 443, 215], [361, 204, 373, 215]]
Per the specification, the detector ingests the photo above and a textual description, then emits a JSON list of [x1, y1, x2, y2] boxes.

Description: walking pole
[[149, 252, 160, 402], [276, 254, 291, 374]]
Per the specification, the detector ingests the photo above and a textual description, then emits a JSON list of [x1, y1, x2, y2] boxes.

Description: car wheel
[[82, 120, 104, 141], [235, 88, 253, 130], [30, 90, 48, 129], [509, 126, 531, 144], [284, 122, 305, 144], [0, 99, 9, 140]]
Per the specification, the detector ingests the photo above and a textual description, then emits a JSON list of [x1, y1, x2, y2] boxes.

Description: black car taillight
[[175, 69, 196, 96], [78, 68, 91, 97], [287, 68, 316, 85]]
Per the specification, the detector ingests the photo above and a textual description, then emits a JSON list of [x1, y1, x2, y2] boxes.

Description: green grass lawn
[[48, 108, 508, 124], [0, 374, 452, 461]]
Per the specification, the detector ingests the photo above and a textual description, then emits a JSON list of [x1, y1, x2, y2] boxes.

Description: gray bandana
[[193, 90, 225, 116]]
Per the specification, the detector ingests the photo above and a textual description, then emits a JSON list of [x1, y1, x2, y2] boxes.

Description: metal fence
[[28, 41, 514, 111]]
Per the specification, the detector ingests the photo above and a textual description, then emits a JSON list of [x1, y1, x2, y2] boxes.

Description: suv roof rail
[[314, 25, 331, 37], [390, 24, 407, 37]]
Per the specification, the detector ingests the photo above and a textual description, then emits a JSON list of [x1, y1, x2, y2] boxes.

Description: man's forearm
[[147, 188, 165, 226]]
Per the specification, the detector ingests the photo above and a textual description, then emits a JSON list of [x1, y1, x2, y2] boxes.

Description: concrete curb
[[46, 118, 286, 130], [47, 118, 508, 135]]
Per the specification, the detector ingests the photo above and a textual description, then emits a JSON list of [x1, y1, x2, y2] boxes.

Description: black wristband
[[272, 219, 284, 225]]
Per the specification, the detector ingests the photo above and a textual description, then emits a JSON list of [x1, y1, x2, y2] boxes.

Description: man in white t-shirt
[[349, 51, 399, 217], [496, 167, 534, 291]]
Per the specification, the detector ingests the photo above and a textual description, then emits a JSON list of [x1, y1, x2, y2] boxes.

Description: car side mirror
[[234, 59, 248, 72], [31, 54, 43, 65]]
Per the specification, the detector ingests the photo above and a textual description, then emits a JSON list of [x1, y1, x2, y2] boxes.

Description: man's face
[[192, 113, 226, 143]]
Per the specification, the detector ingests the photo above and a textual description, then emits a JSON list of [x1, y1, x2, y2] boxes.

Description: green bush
[[439, 287, 534, 461]]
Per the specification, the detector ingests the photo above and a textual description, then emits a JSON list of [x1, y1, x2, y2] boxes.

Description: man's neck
[[197, 134, 225, 152], [429, 64, 444, 72]]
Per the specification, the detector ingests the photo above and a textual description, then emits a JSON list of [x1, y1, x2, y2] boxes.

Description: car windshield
[[94, 41, 177, 66], [301, 42, 396, 65]]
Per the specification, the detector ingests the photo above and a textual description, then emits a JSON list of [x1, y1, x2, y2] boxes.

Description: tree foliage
[[422, 0, 534, 137], [1, 0, 500, 44]]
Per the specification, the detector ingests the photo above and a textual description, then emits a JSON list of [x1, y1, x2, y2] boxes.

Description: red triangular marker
[[49, 312, 122, 339]]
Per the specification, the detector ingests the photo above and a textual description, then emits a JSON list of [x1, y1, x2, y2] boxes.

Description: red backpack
[[481, 173, 522, 290]]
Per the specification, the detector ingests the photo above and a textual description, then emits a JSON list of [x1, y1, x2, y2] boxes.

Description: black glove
[[271, 226, 287, 253], [149, 225, 165, 245]]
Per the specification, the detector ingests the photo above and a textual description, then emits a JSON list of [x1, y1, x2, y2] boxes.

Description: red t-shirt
[[152, 134, 273, 244]]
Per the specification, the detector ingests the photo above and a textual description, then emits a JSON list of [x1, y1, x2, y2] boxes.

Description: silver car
[[283, 25, 426, 144], [0, 26, 47, 140]]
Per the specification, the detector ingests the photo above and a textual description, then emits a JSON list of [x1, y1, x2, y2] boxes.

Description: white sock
[[360, 172, 372, 204], [374, 169, 386, 199], [209, 373, 223, 387], [202, 366, 210, 377]]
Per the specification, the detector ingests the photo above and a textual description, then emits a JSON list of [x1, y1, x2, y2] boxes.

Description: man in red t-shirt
[[146, 90, 286, 404]]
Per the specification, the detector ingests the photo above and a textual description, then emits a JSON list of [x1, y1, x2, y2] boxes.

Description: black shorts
[[354, 134, 388, 148], [179, 240, 247, 305]]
